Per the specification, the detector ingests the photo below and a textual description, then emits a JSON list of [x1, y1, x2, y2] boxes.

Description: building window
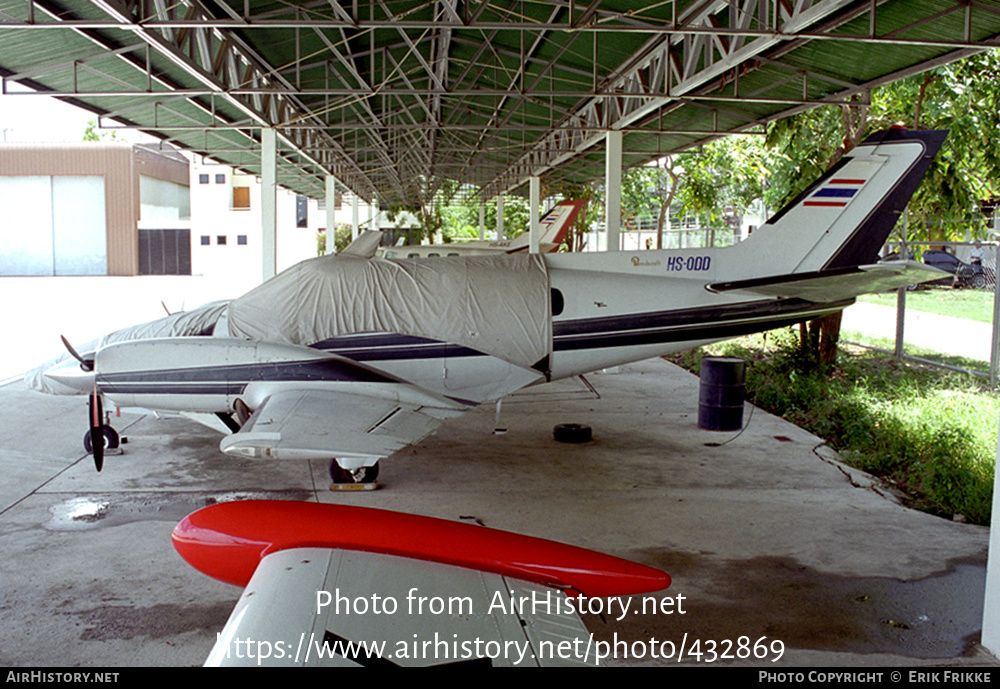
[[215, 173, 226, 184], [296, 195, 308, 228], [233, 186, 250, 210], [200, 235, 210, 245], [198, 174, 209, 184], [217, 235, 227, 245], [237, 235, 247, 245]]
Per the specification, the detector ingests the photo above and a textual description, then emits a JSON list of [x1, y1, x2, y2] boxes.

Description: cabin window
[[551, 288, 564, 316], [198, 174, 209, 184], [217, 235, 227, 245]]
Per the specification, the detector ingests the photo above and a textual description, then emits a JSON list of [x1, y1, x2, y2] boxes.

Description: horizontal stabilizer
[[708, 261, 946, 302]]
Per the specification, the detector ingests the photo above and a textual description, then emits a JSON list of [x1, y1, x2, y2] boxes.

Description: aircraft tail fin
[[339, 230, 383, 258], [507, 199, 587, 253], [744, 129, 946, 275]]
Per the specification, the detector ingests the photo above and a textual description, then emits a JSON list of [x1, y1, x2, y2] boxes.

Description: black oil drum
[[697, 356, 746, 431]]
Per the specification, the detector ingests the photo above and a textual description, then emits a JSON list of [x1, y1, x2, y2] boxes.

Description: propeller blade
[[89, 386, 104, 472], [60, 335, 94, 372]]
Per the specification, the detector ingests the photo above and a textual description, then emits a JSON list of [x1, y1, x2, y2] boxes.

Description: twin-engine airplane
[[29, 129, 948, 483], [376, 198, 585, 258]]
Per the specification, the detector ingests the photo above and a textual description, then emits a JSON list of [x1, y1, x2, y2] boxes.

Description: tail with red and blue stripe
[[741, 129, 946, 275]]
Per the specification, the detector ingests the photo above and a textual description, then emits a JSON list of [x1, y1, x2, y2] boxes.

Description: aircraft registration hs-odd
[[29, 129, 948, 485]]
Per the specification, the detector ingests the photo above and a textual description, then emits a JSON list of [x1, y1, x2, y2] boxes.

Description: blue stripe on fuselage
[[305, 298, 847, 360], [98, 358, 395, 395]]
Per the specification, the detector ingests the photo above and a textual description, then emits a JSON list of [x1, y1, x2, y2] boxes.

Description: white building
[[189, 156, 384, 287]]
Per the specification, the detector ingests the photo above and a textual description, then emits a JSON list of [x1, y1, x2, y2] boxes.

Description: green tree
[[767, 52, 1000, 241], [82, 120, 120, 142], [869, 52, 1000, 240], [481, 195, 531, 239]]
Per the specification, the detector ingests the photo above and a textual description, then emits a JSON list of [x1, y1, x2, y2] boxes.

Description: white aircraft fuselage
[[33, 129, 948, 475]]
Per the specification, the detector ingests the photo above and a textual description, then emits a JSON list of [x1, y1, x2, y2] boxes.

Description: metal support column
[[478, 203, 485, 241], [984, 435, 1000, 654], [985, 217, 1000, 658], [496, 194, 505, 240], [325, 175, 337, 254], [894, 233, 907, 360], [352, 194, 360, 241], [990, 214, 1000, 385], [605, 130, 622, 252], [261, 127, 277, 281], [529, 175, 541, 254]]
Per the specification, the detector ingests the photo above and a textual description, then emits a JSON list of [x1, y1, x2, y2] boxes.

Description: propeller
[[60, 335, 94, 372], [62, 335, 103, 471], [89, 384, 104, 472]]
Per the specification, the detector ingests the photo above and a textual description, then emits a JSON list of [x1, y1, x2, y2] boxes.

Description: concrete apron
[[0, 357, 994, 667]]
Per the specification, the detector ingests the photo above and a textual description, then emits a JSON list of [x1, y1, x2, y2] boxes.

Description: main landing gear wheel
[[83, 425, 120, 453], [328, 459, 380, 491]]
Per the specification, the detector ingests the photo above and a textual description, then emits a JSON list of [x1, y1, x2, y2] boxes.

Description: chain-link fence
[[842, 236, 1000, 384], [584, 220, 743, 251]]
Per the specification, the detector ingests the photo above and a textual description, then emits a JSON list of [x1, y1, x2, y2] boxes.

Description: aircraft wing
[[707, 261, 946, 302], [204, 547, 600, 667], [173, 501, 671, 667], [219, 388, 467, 462]]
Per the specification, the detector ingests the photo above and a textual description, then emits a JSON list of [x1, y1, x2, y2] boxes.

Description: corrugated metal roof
[[1, 0, 997, 206]]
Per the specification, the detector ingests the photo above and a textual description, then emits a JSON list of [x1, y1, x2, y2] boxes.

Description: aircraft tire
[[83, 425, 120, 453], [553, 423, 592, 443]]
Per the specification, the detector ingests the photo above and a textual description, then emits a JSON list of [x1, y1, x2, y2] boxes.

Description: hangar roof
[[1, 0, 998, 208]]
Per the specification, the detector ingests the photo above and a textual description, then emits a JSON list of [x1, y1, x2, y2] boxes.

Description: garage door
[[0, 175, 107, 275]]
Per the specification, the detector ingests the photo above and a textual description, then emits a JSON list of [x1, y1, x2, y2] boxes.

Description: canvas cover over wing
[[226, 253, 552, 370]]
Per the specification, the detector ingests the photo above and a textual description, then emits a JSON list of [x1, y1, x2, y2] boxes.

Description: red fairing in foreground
[[172, 500, 669, 598]]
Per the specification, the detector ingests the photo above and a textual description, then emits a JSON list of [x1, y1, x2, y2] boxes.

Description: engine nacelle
[[95, 337, 342, 413]]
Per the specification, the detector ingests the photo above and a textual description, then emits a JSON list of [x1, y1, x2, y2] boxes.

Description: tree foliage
[[82, 120, 120, 142], [766, 51, 1000, 240]]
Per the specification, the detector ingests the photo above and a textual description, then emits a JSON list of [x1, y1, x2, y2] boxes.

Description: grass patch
[[858, 288, 995, 323], [669, 329, 997, 525]]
